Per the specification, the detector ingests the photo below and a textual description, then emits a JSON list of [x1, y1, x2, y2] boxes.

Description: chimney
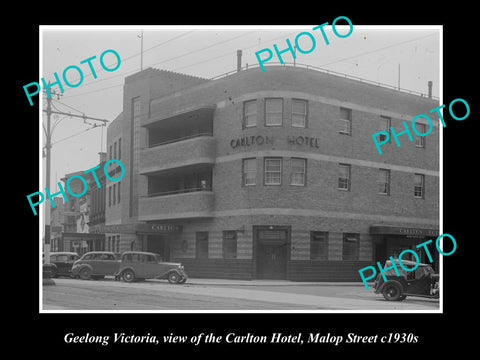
[[428, 81, 433, 99], [98, 152, 106, 164], [237, 50, 242, 72]]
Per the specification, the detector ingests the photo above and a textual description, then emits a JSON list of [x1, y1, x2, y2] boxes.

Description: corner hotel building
[[102, 64, 440, 281]]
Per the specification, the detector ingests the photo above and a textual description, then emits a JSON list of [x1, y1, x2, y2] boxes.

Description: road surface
[[42, 277, 440, 311]]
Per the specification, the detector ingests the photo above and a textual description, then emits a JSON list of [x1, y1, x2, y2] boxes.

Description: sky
[[40, 25, 441, 190]]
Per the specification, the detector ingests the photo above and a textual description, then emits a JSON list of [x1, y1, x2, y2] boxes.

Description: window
[[339, 107, 352, 135], [343, 233, 359, 260], [379, 116, 391, 142], [117, 181, 121, 203], [292, 99, 307, 127], [112, 184, 116, 205], [264, 158, 282, 185], [243, 100, 257, 127], [414, 173, 425, 198], [113, 141, 117, 159], [223, 231, 237, 259], [196, 232, 209, 259], [108, 186, 112, 206], [415, 123, 426, 148], [116, 235, 120, 253], [243, 158, 257, 186], [378, 169, 390, 195], [310, 231, 329, 260], [265, 98, 283, 126], [118, 138, 121, 159], [109, 145, 113, 160], [338, 164, 350, 190], [290, 158, 306, 186]]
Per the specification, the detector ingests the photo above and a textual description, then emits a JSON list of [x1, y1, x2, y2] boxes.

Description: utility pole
[[42, 90, 109, 265], [139, 30, 144, 71], [43, 87, 61, 265]]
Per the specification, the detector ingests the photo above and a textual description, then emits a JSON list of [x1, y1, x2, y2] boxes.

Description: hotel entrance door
[[254, 226, 290, 280], [146, 235, 171, 261]]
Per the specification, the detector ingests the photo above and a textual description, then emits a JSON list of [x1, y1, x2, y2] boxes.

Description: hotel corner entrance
[[253, 226, 290, 280]]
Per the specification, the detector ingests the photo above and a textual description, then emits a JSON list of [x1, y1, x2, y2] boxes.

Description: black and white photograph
[[13, 9, 476, 355], [37, 24, 442, 313]]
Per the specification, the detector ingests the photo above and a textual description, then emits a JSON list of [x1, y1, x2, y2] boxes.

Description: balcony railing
[[148, 132, 213, 149], [146, 186, 213, 198]]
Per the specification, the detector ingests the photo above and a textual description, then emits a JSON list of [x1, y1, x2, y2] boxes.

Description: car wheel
[[178, 277, 187, 284], [79, 268, 91, 280], [382, 283, 402, 301], [168, 272, 180, 284], [122, 269, 135, 283]]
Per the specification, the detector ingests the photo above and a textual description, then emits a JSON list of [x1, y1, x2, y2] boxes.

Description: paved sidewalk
[[184, 278, 370, 287]]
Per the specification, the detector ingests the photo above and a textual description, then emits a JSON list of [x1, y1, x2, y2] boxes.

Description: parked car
[[116, 251, 188, 284], [373, 259, 439, 301], [71, 251, 120, 280], [49, 252, 79, 278]]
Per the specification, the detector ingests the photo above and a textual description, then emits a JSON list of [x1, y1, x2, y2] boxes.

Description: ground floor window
[[196, 232, 209, 259], [343, 233, 359, 260], [310, 231, 328, 260], [222, 231, 237, 259]]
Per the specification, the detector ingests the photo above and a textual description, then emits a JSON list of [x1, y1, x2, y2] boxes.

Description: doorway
[[146, 235, 171, 261], [254, 226, 290, 279]]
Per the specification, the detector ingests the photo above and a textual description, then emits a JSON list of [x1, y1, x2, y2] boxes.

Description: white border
[[39, 24, 443, 314]]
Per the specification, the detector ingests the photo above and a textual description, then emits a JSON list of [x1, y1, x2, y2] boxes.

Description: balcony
[[139, 189, 214, 221], [140, 135, 216, 175]]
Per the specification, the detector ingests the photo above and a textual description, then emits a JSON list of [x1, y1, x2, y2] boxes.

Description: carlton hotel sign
[[230, 135, 320, 149]]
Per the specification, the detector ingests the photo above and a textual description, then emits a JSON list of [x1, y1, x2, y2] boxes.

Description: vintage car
[[71, 251, 120, 280], [116, 251, 188, 284], [373, 259, 439, 301], [49, 252, 79, 278]]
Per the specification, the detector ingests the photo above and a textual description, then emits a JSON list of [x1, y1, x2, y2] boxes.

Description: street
[[42, 277, 440, 311]]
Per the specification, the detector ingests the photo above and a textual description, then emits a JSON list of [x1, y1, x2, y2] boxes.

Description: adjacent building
[[101, 64, 440, 281]]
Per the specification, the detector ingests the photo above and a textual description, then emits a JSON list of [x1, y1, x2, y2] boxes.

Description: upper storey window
[[243, 100, 257, 128], [292, 99, 307, 128], [265, 98, 283, 126], [339, 107, 352, 135]]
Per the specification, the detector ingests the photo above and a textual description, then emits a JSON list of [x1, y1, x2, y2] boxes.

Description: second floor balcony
[[140, 135, 216, 175]]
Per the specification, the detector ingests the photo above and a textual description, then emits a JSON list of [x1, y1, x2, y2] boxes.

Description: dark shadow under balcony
[[139, 189, 214, 221]]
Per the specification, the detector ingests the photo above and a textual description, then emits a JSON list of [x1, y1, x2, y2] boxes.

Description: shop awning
[[370, 225, 439, 237]]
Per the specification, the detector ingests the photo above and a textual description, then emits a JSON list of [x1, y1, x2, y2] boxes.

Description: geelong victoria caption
[[26, 159, 124, 216]]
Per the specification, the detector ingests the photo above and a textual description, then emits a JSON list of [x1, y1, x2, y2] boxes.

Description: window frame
[[242, 158, 257, 186], [265, 98, 284, 127], [264, 157, 283, 186], [337, 163, 351, 191], [415, 123, 426, 148], [378, 168, 390, 195], [379, 116, 391, 143], [310, 231, 329, 260], [222, 231, 237, 259], [342, 233, 359, 261], [290, 157, 306, 186], [195, 232, 209, 259], [291, 99, 308, 128], [339, 107, 352, 135], [414, 173, 425, 199], [243, 100, 257, 128]]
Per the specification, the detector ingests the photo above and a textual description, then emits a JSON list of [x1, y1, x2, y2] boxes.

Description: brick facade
[[105, 65, 440, 281]]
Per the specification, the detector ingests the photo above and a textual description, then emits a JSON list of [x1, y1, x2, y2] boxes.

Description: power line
[[59, 31, 195, 95], [319, 32, 438, 68], [62, 31, 258, 100]]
